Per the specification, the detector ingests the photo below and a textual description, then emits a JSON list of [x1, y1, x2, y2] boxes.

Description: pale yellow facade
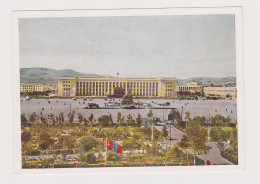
[[20, 84, 57, 93], [203, 86, 237, 99], [177, 82, 203, 93], [58, 77, 177, 98]]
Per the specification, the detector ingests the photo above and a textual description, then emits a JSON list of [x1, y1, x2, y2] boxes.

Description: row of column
[[75, 81, 159, 97]]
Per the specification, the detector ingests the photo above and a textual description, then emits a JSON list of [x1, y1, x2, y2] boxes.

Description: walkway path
[[197, 142, 233, 165], [155, 125, 184, 148]]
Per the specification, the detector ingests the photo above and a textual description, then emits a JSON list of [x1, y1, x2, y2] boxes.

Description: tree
[[88, 114, 94, 124], [144, 141, 163, 156], [98, 114, 113, 127], [147, 110, 154, 126], [83, 118, 89, 126], [49, 113, 56, 126], [117, 112, 122, 123], [180, 120, 208, 164], [211, 114, 231, 127], [167, 146, 184, 158], [185, 111, 191, 122], [147, 110, 154, 119], [21, 113, 28, 126], [147, 110, 155, 141], [141, 127, 152, 141], [29, 112, 37, 123], [40, 116, 47, 126], [59, 112, 64, 123], [106, 150, 122, 161], [67, 112, 74, 123], [210, 127, 237, 142], [162, 126, 168, 138], [77, 136, 98, 153], [117, 112, 125, 125], [38, 132, 55, 150], [179, 135, 190, 149], [193, 116, 206, 126], [85, 152, 97, 164], [78, 113, 83, 123], [126, 114, 135, 126], [21, 129, 31, 143], [136, 114, 142, 127], [56, 134, 76, 149], [168, 109, 182, 123]]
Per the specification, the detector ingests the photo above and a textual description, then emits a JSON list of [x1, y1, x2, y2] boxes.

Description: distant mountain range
[[178, 77, 236, 86], [20, 68, 236, 85], [20, 68, 108, 84]]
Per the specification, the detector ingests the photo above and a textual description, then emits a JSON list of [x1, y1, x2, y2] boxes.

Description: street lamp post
[[151, 117, 154, 141], [181, 106, 183, 121], [169, 125, 172, 147], [207, 113, 211, 142]]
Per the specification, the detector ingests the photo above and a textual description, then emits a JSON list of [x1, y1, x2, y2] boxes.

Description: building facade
[[20, 83, 57, 93], [177, 82, 203, 94], [203, 86, 237, 99], [58, 77, 177, 98]]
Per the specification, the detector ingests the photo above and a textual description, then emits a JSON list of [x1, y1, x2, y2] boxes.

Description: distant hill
[[20, 68, 236, 85], [177, 77, 236, 86], [20, 68, 107, 84]]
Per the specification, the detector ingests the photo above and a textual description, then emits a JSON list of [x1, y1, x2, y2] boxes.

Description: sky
[[19, 15, 236, 79]]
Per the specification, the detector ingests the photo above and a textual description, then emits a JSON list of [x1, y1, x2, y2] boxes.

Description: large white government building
[[58, 77, 177, 98]]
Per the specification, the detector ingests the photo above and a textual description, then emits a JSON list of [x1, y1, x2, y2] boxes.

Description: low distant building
[[203, 86, 237, 99], [224, 82, 236, 87], [46, 84, 58, 91], [58, 77, 178, 98], [20, 83, 57, 93], [177, 82, 203, 94]]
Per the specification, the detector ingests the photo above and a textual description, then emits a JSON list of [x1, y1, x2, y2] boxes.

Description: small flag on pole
[[117, 145, 123, 154], [117, 72, 119, 77], [113, 142, 118, 153], [107, 139, 113, 151], [106, 139, 123, 154]]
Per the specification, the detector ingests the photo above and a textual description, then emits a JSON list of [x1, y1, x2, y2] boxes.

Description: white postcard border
[[12, 7, 244, 175]]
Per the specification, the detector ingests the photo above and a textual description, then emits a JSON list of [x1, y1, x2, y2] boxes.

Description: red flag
[[107, 139, 113, 150], [117, 145, 123, 154]]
